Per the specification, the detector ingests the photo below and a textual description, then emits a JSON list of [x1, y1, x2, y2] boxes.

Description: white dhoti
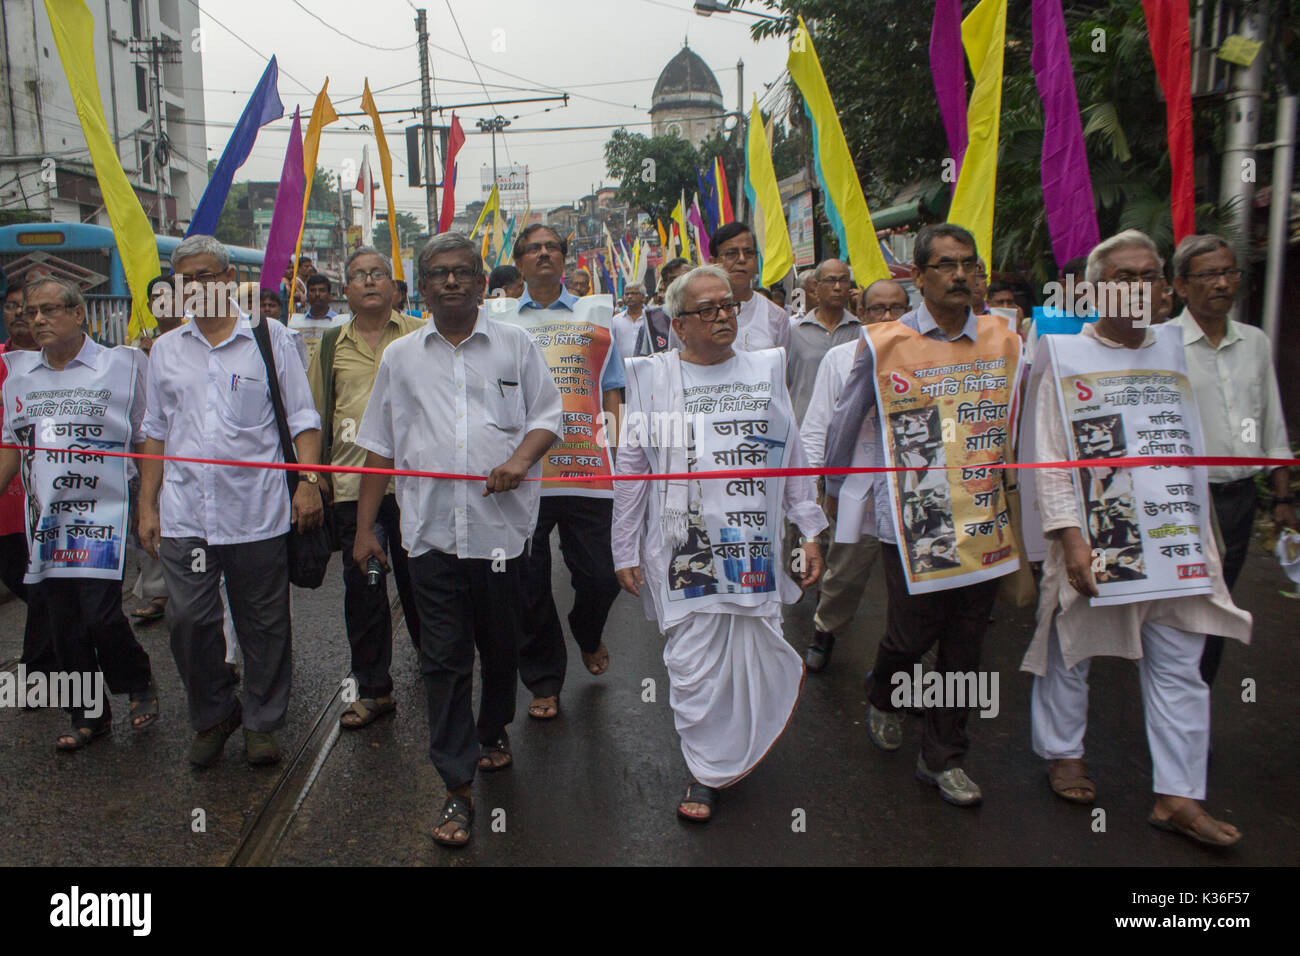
[[1031, 617, 1209, 799], [663, 610, 803, 789]]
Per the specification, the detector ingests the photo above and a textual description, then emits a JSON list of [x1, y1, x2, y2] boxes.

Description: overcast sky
[[196, 0, 791, 221]]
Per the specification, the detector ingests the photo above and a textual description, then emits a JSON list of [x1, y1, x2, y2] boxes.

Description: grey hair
[[664, 264, 731, 321], [624, 282, 645, 294], [798, 270, 818, 290], [417, 232, 483, 278], [1086, 230, 1163, 283], [24, 274, 86, 311], [170, 234, 229, 271], [1171, 233, 1232, 277], [344, 245, 393, 278]]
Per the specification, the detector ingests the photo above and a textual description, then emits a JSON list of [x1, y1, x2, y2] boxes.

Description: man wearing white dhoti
[[1022, 231, 1251, 847], [612, 265, 826, 823]]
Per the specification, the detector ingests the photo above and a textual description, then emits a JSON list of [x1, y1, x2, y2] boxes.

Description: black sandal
[[129, 683, 160, 731], [677, 781, 717, 823], [478, 733, 512, 772], [433, 794, 474, 848], [56, 721, 111, 753]]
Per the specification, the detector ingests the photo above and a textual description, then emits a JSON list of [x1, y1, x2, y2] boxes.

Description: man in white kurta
[[1023, 232, 1250, 846], [613, 266, 825, 822]]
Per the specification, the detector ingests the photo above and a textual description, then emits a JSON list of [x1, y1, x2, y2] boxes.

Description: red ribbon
[[1, 443, 1292, 483]]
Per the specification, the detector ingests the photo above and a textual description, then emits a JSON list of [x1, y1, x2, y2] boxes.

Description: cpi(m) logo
[[890, 371, 910, 394], [1074, 380, 1093, 402]]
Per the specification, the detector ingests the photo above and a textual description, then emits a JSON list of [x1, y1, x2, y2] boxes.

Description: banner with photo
[[1044, 326, 1215, 606], [865, 318, 1023, 594], [492, 295, 615, 498], [1, 349, 137, 583]]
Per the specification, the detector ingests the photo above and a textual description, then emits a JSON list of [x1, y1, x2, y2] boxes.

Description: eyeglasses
[[420, 266, 480, 285], [20, 303, 76, 320], [3, 299, 21, 314], [522, 241, 562, 256], [864, 303, 910, 318], [679, 300, 740, 323], [174, 271, 223, 284], [347, 268, 391, 284], [1111, 271, 1164, 284], [1184, 268, 1243, 283], [819, 275, 852, 287], [719, 247, 757, 263], [921, 257, 981, 276]]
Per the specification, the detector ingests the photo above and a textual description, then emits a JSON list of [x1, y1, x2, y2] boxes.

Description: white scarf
[[661, 349, 692, 549]]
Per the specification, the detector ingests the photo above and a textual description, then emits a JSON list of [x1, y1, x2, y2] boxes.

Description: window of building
[[131, 0, 144, 38], [140, 139, 154, 185], [135, 66, 148, 113]]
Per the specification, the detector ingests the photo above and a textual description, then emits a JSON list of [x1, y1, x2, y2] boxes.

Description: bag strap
[[250, 318, 300, 497], [317, 323, 344, 467]]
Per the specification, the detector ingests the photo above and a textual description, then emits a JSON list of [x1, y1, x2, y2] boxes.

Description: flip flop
[[581, 644, 610, 676], [1047, 758, 1096, 804], [56, 722, 111, 753], [129, 684, 160, 731], [130, 600, 167, 623], [1148, 805, 1242, 847], [527, 695, 559, 720]]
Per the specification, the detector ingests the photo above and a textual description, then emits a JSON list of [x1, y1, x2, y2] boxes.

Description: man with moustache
[[708, 223, 790, 353]]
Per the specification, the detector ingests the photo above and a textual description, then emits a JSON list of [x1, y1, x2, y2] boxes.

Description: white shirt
[[799, 340, 858, 468], [355, 309, 563, 561], [288, 311, 348, 368], [610, 309, 644, 367], [1171, 310, 1292, 483], [735, 292, 792, 353], [142, 314, 321, 545]]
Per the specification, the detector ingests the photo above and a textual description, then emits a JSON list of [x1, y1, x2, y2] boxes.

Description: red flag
[[1141, 0, 1195, 243], [716, 157, 734, 224], [437, 113, 466, 234]]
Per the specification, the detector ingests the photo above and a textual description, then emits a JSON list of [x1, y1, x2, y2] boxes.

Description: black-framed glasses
[[1111, 271, 1165, 284], [522, 241, 562, 256], [819, 275, 852, 287], [921, 257, 981, 276], [174, 271, 223, 284], [421, 265, 480, 285], [680, 300, 740, 323], [864, 303, 910, 317], [20, 303, 75, 320], [719, 247, 757, 263], [347, 268, 392, 284], [1184, 268, 1243, 283]]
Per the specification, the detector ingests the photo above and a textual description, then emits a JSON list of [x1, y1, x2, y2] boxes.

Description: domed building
[[649, 45, 725, 146]]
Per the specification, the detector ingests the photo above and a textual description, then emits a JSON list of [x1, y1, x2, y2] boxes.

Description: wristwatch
[[301, 471, 319, 485]]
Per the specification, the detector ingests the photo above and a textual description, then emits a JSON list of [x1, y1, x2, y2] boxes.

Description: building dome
[[649, 45, 725, 145]]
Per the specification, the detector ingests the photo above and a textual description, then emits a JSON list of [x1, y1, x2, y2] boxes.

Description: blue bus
[[0, 222, 265, 343]]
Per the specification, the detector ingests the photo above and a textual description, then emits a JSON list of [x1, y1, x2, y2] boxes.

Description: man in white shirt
[[708, 222, 791, 353], [289, 274, 347, 367], [799, 278, 908, 672], [1170, 233, 1295, 686], [138, 235, 324, 769], [610, 282, 646, 363], [353, 232, 562, 848]]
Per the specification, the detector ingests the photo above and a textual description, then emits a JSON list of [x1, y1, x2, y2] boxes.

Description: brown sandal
[[339, 696, 396, 730], [581, 644, 610, 676], [1148, 804, 1242, 847], [527, 695, 558, 720], [1047, 758, 1096, 804]]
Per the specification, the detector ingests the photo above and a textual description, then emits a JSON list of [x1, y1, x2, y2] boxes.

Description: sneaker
[[804, 630, 836, 672], [244, 729, 282, 766], [188, 702, 242, 768], [867, 704, 902, 751], [915, 754, 982, 807]]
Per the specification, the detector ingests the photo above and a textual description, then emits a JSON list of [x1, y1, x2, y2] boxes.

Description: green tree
[[603, 128, 701, 220], [371, 211, 423, 256]]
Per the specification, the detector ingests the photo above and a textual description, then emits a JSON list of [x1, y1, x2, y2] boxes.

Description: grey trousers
[[160, 535, 291, 733]]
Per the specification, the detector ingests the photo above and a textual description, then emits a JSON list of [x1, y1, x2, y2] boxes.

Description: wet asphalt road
[[2, 540, 1297, 866]]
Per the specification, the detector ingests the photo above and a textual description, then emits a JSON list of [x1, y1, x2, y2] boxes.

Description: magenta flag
[[260, 107, 305, 292], [1032, 0, 1099, 266], [929, 0, 967, 190], [686, 200, 710, 257]]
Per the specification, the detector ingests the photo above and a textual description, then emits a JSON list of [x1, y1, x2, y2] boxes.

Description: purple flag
[[686, 201, 710, 258], [260, 107, 304, 293], [1032, 0, 1099, 266], [930, 0, 967, 191]]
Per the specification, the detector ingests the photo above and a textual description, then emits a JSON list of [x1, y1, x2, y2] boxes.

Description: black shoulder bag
[[251, 318, 332, 589]]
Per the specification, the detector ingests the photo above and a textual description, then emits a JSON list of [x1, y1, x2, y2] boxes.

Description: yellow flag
[[471, 185, 500, 239], [948, 0, 1007, 263], [291, 80, 338, 300], [45, 0, 161, 339], [745, 94, 794, 287], [671, 195, 688, 261], [361, 79, 404, 281], [787, 16, 889, 284]]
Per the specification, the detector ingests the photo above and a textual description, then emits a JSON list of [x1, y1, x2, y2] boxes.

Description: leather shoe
[[804, 630, 835, 672], [188, 701, 242, 768]]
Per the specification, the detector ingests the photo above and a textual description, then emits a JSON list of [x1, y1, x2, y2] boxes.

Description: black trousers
[[335, 495, 420, 698], [1202, 477, 1258, 686], [517, 495, 620, 697], [410, 549, 520, 791], [30, 576, 153, 726], [867, 545, 999, 772], [0, 532, 56, 673]]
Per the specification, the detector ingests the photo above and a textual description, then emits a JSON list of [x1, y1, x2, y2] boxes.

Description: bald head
[[813, 258, 851, 311], [860, 279, 909, 323]]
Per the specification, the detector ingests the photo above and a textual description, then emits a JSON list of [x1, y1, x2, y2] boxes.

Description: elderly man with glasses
[[1170, 234, 1295, 687], [614, 264, 825, 824], [353, 233, 562, 847], [0, 276, 158, 750]]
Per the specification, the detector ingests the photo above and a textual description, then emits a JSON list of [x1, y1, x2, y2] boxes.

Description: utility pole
[[1217, 7, 1265, 272], [415, 8, 438, 234], [476, 115, 511, 191], [130, 35, 181, 235], [734, 58, 746, 222]]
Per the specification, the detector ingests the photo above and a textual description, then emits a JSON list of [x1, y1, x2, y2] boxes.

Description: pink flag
[[930, 0, 967, 191], [261, 107, 305, 292]]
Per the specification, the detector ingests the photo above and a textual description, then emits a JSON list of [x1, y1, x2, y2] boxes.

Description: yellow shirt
[[308, 310, 424, 502]]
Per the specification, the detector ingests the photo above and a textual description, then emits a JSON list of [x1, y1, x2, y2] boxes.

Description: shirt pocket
[[222, 371, 272, 429], [483, 380, 525, 433]]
